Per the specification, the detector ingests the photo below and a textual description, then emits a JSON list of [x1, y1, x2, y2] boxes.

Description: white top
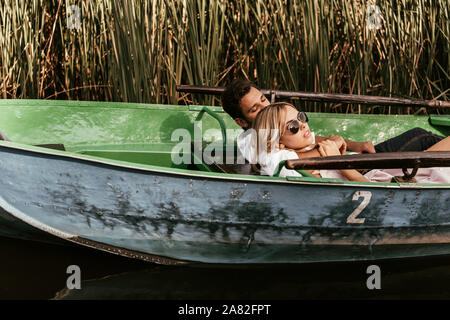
[[236, 129, 315, 177]]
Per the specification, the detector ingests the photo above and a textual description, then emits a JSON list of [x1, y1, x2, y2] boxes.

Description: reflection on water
[[0, 237, 148, 299], [2, 236, 450, 300]]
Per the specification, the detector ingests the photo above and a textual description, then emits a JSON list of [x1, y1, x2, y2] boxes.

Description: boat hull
[[1, 143, 450, 264]]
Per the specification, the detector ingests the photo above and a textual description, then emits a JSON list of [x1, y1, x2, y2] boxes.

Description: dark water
[[2, 236, 450, 300]]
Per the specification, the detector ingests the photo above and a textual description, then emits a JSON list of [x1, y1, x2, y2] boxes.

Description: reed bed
[[0, 0, 448, 114]]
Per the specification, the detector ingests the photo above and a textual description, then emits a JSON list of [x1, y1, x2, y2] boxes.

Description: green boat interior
[[1, 100, 450, 181]]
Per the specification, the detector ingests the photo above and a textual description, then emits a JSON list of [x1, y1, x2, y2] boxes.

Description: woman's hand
[[328, 135, 347, 154], [317, 135, 347, 154], [317, 140, 343, 157]]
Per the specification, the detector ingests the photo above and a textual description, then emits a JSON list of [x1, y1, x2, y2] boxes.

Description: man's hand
[[346, 141, 376, 154]]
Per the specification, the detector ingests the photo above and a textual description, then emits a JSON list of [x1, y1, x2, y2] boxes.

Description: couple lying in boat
[[221, 79, 449, 183], [250, 102, 450, 183]]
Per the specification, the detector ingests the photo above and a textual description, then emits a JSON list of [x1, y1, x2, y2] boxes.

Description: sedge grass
[[0, 0, 448, 114]]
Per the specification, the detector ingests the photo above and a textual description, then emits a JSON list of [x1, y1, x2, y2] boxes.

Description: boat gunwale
[[0, 99, 190, 111], [2, 140, 450, 189]]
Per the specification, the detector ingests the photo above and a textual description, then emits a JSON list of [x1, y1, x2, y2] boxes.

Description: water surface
[[1, 236, 450, 300]]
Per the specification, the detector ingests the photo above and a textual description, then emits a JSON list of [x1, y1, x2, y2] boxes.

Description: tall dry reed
[[0, 0, 448, 113]]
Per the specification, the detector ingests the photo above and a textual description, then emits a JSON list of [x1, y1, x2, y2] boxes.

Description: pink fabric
[[364, 168, 450, 184], [316, 168, 450, 184]]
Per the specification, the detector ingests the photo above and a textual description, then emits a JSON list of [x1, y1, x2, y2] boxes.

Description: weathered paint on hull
[[1, 145, 450, 264]]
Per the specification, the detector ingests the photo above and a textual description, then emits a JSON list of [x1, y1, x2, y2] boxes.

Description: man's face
[[236, 87, 270, 128]]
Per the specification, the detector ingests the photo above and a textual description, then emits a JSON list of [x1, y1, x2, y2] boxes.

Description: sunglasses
[[287, 111, 309, 134]]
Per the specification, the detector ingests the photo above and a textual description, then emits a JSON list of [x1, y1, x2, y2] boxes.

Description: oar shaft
[[176, 85, 450, 108], [286, 151, 450, 170]]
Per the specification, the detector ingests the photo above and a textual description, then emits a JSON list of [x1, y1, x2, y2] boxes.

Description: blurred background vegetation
[[0, 0, 449, 114]]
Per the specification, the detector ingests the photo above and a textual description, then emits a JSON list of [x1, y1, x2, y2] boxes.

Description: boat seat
[[202, 154, 256, 175], [191, 142, 258, 175], [36, 144, 66, 151], [0, 130, 66, 151]]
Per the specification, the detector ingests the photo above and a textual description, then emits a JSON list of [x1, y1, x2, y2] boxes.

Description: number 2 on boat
[[347, 191, 372, 224]]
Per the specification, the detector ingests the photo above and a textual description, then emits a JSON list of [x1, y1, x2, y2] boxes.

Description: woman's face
[[279, 106, 314, 150]]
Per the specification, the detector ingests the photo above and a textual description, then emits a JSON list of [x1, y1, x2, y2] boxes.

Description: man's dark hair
[[221, 79, 256, 119]]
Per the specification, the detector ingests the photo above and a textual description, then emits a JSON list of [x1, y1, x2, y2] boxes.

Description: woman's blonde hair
[[251, 102, 294, 156]]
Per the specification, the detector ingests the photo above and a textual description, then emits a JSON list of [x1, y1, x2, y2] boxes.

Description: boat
[[1, 97, 450, 265]]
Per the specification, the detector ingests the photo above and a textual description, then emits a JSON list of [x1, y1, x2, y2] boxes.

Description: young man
[[221, 79, 444, 176]]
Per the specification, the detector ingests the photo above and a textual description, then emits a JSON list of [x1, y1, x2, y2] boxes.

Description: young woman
[[252, 102, 450, 183]]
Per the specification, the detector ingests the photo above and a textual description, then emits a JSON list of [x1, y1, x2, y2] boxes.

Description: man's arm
[[346, 140, 375, 154]]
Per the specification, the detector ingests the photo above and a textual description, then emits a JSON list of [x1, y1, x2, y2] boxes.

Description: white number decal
[[347, 191, 372, 224]]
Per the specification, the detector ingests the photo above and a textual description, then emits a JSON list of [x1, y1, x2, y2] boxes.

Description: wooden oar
[[176, 85, 450, 108], [286, 151, 450, 170], [286, 151, 450, 182]]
